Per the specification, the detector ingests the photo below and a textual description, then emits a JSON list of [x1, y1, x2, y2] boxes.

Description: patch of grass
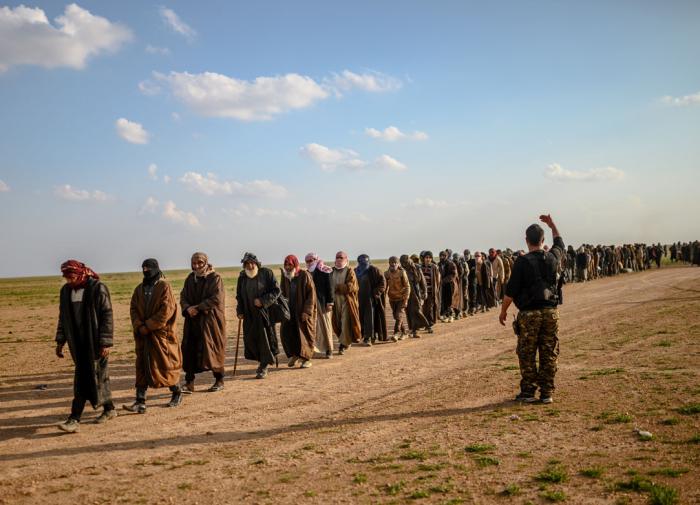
[[251, 458, 266, 465], [383, 480, 405, 495], [353, 473, 368, 484], [417, 462, 448, 471], [579, 466, 604, 478], [428, 483, 452, 494], [598, 411, 633, 424], [517, 451, 532, 458], [401, 450, 428, 461], [648, 484, 679, 505], [660, 418, 679, 426], [687, 434, 700, 444], [677, 403, 700, 415], [647, 468, 689, 478], [500, 484, 521, 496], [408, 489, 431, 499], [464, 443, 494, 453], [502, 365, 519, 371], [535, 465, 567, 484], [474, 456, 499, 468], [523, 413, 540, 422], [615, 476, 653, 492], [183, 459, 208, 466], [398, 442, 412, 449], [278, 473, 296, 483], [590, 425, 604, 432], [591, 367, 625, 376], [301, 444, 315, 450], [541, 489, 566, 502], [177, 482, 192, 491], [303, 490, 316, 497], [656, 340, 672, 347]]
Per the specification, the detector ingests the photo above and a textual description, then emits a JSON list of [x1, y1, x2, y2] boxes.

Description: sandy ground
[[0, 266, 699, 504]]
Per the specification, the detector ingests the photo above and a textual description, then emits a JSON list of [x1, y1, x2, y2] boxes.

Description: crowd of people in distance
[[53, 236, 700, 432]]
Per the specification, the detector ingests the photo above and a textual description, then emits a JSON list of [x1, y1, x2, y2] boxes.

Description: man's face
[[244, 261, 256, 271], [423, 256, 432, 266], [439, 252, 447, 261], [142, 267, 150, 275], [63, 272, 79, 285], [389, 259, 398, 270], [192, 258, 206, 271], [284, 260, 295, 273], [305, 258, 314, 269]]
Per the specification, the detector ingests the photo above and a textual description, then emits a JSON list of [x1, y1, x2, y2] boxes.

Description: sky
[[0, 1, 698, 277]]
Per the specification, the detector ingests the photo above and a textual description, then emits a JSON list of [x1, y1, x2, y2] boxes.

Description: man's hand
[[55, 343, 64, 358], [301, 313, 309, 322], [325, 303, 333, 313], [99, 347, 111, 358], [138, 325, 150, 336], [539, 214, 554, 228], [254, 298, 263, 308], [186, 306, 199, 317], [498, 308, 508, 326]]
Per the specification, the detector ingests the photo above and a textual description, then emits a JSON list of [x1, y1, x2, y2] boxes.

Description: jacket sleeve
[[180, 275, 192, 317], [145, 283, 176, 334], [400, 271, 410, 303], [130, 286, 144, 333], [260, 270, 281, 308], [97, 283, 114, 348], [236, 275, 244, 316], [302, 272, 316, 317], [346, 268, 359, 296], [324, 272, 334, 305], [55, 289, 66, 345], [196, 274, 224, 312], [373, 267, 386, 298]]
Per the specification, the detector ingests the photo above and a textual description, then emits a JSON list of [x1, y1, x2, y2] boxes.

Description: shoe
[[427, 327, 434, 334], [540, 396, 553, 404], [122, 402, 147, 414], [208, 380, 224, 392], [325, 350, 333, 359], [57, 418, 80, 433], [447, 316, 454, 323], [94, 409, 117, 424], [391, 334, 399, 342], [255, 367, 268, 379], [167, 391, 183, 407], [412, 332, 421, 338], [364, 339, 372, 347], [338, 345, 345, 355], [288, 356, 299, 368], [182, 382, 195, 394], [300, 360, 312, 369], [399, 331, 406, 340], [514, 393, 538, 403]]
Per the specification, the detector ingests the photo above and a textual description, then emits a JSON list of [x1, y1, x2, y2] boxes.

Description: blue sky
[[0, 1, 698, 277]]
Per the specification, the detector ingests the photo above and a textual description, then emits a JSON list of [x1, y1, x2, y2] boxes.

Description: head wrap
[[424, 250, 434, 260], [241, 252, 261, 267], [452, 253, 460, 262], [464, 249, 472, 260], [283, 255, 300, 278], [191, 252, 214, 278], [410, 254, 420, 264], [141, 258, 162, 286], [61, 260, 99, 289], [355, 254, 370, 277], [304, 252, 333, 274], [400, 254, 416, 275], [334, 251, 349, 269]]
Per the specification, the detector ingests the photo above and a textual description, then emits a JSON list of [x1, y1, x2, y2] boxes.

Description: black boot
[[122, 387, 147, 414], [167, 385, 183, 407]]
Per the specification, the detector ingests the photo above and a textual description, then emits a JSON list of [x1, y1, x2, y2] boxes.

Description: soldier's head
[[525, 224, 545, 251]]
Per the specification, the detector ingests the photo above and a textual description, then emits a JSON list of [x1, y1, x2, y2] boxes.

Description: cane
[[233, 318, 242, 376]]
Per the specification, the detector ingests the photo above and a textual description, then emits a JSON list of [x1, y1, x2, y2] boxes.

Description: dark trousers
[[135, 384, 181, 404], [185, 370, 224, 383], [440, 283, 455, 317], [70, 394, 114, 421], [389, 300, 406, 334]]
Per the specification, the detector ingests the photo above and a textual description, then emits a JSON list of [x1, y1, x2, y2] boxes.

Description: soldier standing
[[499, 214, 565, 404]]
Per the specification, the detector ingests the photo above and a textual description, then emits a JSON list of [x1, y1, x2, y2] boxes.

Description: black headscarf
[[142, 258, 162, 286], [241, 252, 261, 267]]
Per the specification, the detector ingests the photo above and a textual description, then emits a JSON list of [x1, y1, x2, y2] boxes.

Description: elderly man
[[55, 260, 116, 433], [236, 252, 281, 379], [305, 252, 334, 358], [280, 255, 317, 369], [180, 252, 227, 392], [125, 259, 182, 413], [331, 251, 361, 355]]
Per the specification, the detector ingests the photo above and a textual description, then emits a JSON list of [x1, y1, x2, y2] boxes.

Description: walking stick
[[233, 318, 242, 376]]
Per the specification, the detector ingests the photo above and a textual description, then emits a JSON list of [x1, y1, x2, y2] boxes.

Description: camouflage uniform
[[516, 308, 559, 396]]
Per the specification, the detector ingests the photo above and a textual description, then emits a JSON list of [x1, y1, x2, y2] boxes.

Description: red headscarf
[[284, 255, 300, 276], [60, 260, 100, 289]]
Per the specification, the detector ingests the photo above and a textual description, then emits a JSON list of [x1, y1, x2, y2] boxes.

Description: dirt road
[[0, 266, 698, 504]]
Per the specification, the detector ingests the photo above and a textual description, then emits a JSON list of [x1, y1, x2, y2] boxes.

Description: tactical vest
[[514, 251, 559, 310]]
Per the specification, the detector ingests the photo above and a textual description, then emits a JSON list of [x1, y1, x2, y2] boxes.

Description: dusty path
[[0, 266, 699, 504]]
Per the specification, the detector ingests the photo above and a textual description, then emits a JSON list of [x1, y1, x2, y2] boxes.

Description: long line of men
[[53, 240, 699, 432]]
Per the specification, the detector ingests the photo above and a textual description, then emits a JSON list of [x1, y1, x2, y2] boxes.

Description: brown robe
[[331, 267, 362, 344], [180, 271, 227, 374], [280, 270, 317, 361], [130, 280, 181, 388]]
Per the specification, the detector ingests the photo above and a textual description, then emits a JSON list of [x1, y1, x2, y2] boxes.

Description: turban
[[60, 260, 99, 289]]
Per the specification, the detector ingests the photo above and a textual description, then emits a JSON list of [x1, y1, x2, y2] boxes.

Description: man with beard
[[55, 260, 116, 432], [355, 254, 387, 345], [420, 251, 441, 327], [180, 252, 227, 392], [464, 250, 477, 315], [125, 259, 182, 413], [280, 255, 317, 369], [400, 255, 432, 337], [331, 251, 362, 355], [454, 252, 469, 318], [384, 256, 410, 341], [475, 252, 495, 311], [439, 251, 458, 322], [237, 253, 281, 379], [305, 252, 334, 358], [500, 215, 564, 404], [488, 248, 505, 304]]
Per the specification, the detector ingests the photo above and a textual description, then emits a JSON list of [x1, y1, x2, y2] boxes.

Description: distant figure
[[355, 254, 387, 345], [304, 252, 334, 358], [180, 252, 227, 392], [400, 254, 432, 338], [280, 255, 317, 369], [438, 251, 458, 322], [384, 256, 410, 341], [236, 252, 281, 379], [55, 260, 116, 433], [330, 251, 362, 355], [500, 214, 564, 404], [420, 251, 441, 327], [125, 259, 182, 413]]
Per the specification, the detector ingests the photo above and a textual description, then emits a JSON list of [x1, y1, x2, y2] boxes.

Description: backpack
[[514, 251, 559, 309]]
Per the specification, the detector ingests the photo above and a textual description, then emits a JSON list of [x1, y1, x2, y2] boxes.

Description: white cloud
[[54, 184, 112, 202], [544, 163, 625, 183], [300, 143, 408, 172], [253, 208, 298, 219], [180, 171, 288, 198], [147, 163, 158, 180], [159, 6, 196, 41], [365, 126, 428, 142], [140, 196, 159, 214], [155, 71, 329, 121], [402, 198, 471, 210], [171, 112, 180, 121], [162, 200, 200, 227], [0, 179, 9, 192], [145, 44, 169, 55], [327, 70, 402, 95], [138, 79, 161, 95], [661, 91, 700, 107], [115, 118, 149, 144], [0, 4, 131, 71], [163, 175, 171, 184]]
